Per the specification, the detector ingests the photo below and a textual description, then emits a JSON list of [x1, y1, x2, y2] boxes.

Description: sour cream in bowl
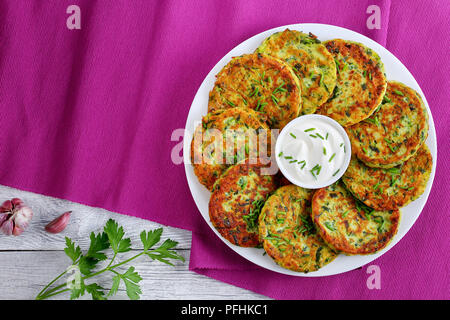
[[275, 114, 351, 189]]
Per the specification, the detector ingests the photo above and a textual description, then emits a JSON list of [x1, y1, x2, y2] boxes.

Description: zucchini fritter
[[312, 183, 400, 255], [259, 185, 337, 272], [208, 53, 302, 129], [190, 107, 271, 190], [319, 39, 387, 127], [209, 163, 278, 247], [256, 29, 337, 115], [342, 145, 432, 210], [346, 81, 429, 168]]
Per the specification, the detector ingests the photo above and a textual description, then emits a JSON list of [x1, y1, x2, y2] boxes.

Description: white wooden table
[[0, 185, 268, 300]]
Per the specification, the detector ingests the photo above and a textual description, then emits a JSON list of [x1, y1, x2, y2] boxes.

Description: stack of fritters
[[190, 28, 432, 273]]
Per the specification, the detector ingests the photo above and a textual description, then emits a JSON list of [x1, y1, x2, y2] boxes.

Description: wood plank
[[0, 251, 269, 300], [0, 185, 192, 250], [0, 185, 269, 300]]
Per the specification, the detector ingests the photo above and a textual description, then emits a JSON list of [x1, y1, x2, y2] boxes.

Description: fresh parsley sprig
[[35, 219, 184, 300]]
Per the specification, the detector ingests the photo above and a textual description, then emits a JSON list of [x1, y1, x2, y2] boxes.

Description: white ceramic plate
[[183, 23, 437, 277]]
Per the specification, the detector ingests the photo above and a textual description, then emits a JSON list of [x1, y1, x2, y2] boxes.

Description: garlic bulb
[[0, 198, 33, 236]]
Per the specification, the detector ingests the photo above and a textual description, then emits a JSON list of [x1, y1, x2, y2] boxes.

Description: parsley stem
[[37, 288, 70, 300], [106, 252, 118, 269], [35, 270, 69, 300], [36, 251, 148, 300]]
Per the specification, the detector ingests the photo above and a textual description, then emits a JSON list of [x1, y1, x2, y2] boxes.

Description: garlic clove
[[13, 206, 33, 230], [0, 200, 13, 212], [1, 219, 13, 235], [45, 211, 72, 234], [11, 198, 23, 206]]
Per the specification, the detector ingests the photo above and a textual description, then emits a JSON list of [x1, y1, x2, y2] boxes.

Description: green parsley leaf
[[140, 228, 163, 251], [87, 232, 109, 260], [110, 267, 143, 300], [78, 256, 98, 276], [64, 237, 82, 263], [85, 283, 106, 300], [104, 219, 131, 253]]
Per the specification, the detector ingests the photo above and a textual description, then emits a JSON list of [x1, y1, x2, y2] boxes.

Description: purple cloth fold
[[0, 0, 448, 299]]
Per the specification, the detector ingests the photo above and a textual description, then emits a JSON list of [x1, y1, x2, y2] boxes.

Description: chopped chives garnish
[[245, 144, 249, 154], [374, 116, 381, 126], [273, 84, 287, 94], [334, 58, 340, 73], [326, 132, 329, 140], [340, 143, 344, 147], [273, 81, 285, 94], [226, 100, 235, 107], [369, 72, 372, 80], [323, 147, 327, 155], [324, 222, 336, 231], [249, 86, 259, 97], [342, 210, 349, 218], [256, 99, 262, 111], [278, 151, 283, 157], [289, 160, 297, 163], [301, 162, 306, 169], [373, 181, 381, 190], [332, 169, 340, 176], [309, 134, 317, 138], [387, 167, 401, 175], [304, 128, 316, 132], [315, 133, 324, 140], [271, 94, 279, 104], [284, 156, 293, 159], [329, 153, 336, 162], [310, 164, 322, 176], [394, 90, 404, 96], [341, 63, 348, 72], [290, 132, 297, 139]]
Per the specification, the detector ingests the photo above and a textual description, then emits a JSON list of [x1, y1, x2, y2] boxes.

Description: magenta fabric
[[0, 0, 448, 299]]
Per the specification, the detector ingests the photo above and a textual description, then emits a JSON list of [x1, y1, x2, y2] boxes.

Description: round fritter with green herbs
[[318, 39, 387, 127], [209, 163, 278, 247], [346, 81, 429, 168], [259, 185, 337, 272], [342, 145, 432, 211], [312, 183, 400, 255], [256, 29, 337, 115], [191, 107, 271, 191], [208, 53, 302, 129]]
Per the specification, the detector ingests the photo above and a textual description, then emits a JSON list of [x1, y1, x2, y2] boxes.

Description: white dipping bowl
[[275, 114, 352, 189]]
